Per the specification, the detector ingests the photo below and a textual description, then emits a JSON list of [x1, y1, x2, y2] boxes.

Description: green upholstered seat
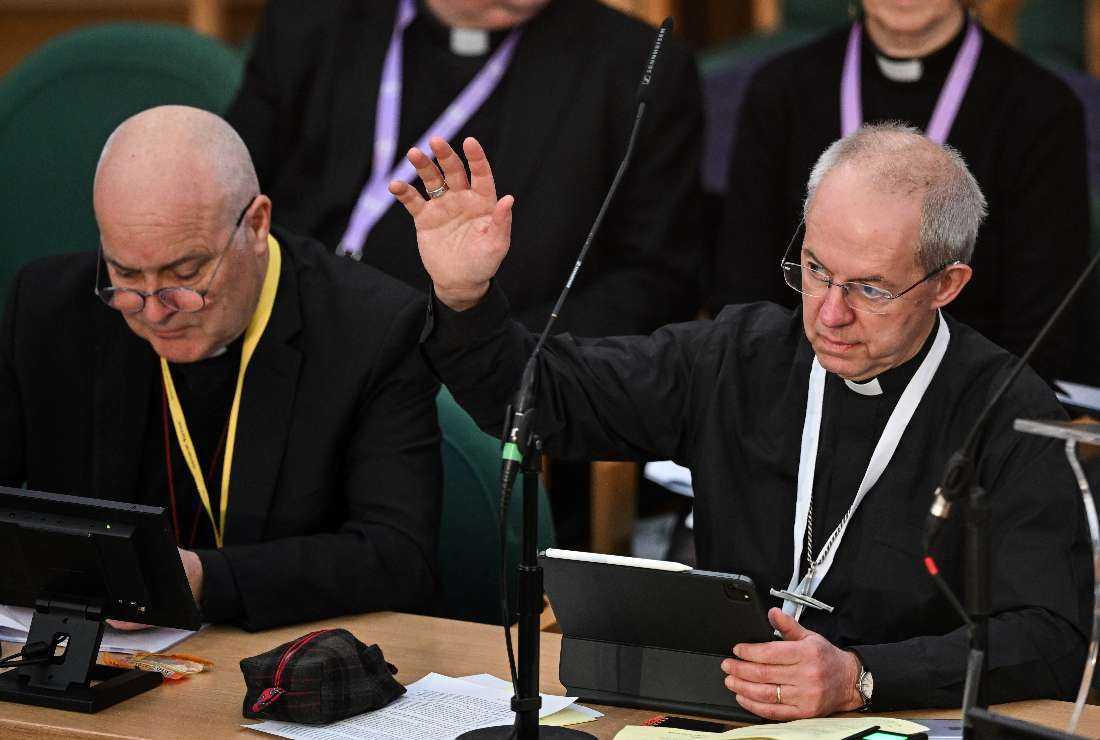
[[699, 0, 848, 77], [0, 22, 244, 307], [786, 0, 850, 29], [436, 386, 555, 624], [1017, 0, 1085, 72]]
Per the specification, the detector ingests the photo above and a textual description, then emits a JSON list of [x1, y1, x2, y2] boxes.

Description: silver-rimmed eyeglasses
[[94, 196, 257, 315], [779, 222, 957, 315]]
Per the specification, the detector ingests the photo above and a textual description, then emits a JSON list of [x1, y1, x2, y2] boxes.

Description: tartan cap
[[241, 628, 405, 725]]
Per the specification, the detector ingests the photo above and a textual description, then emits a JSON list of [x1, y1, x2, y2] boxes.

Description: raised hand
[[390, 136, 514, 311]]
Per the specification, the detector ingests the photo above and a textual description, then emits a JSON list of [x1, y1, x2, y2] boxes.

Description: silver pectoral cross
[[770, 569, 835, 622]]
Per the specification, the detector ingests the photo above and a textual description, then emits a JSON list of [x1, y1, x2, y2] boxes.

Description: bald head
[[94, 105, 258, 230], [93, 106, 272, 364], [804, 123, 987, 271]]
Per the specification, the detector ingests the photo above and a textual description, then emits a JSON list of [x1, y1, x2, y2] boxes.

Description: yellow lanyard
[[160, 235, 282, 549]]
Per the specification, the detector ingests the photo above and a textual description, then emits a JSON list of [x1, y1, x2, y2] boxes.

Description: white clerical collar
[[775, 311, 951, 621], [843, 376, 884, 396], [876, 54, 923, 82], [451, 27, 489, 56]]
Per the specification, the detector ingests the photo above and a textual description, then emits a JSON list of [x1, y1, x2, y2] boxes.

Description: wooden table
[[2, 612, 1098, 739]]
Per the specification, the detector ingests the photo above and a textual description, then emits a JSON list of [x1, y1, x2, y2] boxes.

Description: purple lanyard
[[339, 0, 522, 259], [841, 20, 982, 144]]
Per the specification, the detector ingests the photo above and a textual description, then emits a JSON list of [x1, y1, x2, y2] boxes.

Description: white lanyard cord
[[782, 311, 951, 619]]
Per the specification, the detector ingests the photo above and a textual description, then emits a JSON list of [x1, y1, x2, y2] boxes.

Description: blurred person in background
[[227, 0, 705, 338]]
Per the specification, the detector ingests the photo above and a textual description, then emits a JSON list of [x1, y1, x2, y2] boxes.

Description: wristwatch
[[856, 661, 874, 710]]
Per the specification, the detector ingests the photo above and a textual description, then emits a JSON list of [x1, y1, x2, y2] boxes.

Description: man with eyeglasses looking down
[[400, 124, 1091, 716], [0, 105, 443, 631]]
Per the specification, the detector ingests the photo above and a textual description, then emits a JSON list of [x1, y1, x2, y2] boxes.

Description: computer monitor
[[0, 486, 202, 713]]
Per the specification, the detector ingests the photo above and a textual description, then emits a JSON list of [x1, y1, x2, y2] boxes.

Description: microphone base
[[458, 726, 595, 739]]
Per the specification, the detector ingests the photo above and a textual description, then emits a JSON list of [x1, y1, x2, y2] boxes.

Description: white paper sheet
[[244, 672, 578, 740], [643, 460, 694, 497], [0, 604, 198, 655], [1056, 380, 1100, 412], [456, 673, 603, 723]]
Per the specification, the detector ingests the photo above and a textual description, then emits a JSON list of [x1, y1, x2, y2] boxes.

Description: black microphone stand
[[462, 355, 589, 740], [924, 245, 1100, 740], [458, 17, 676, 740]]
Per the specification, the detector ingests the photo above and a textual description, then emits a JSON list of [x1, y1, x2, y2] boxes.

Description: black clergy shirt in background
[[227, 0, 705, 337], [290, 5, 509, 265], [421, 284, 1092, 709], [712, 23, 1090, 383]]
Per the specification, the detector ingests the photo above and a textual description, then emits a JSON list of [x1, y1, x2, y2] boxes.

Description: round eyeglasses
[[94, 196, 257, 315], [778, 223, 957, 315]]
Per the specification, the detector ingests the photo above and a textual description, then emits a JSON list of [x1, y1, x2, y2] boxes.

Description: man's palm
[[390, 136, 514, 309]]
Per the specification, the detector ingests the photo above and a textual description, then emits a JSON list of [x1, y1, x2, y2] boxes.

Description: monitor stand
[[0, 598, 162, 713]]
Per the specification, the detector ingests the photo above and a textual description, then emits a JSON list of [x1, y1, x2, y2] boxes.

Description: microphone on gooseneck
[[635, 17, 673, 106], [923, 245, 1100, 552], [499, 17, 676, 489]]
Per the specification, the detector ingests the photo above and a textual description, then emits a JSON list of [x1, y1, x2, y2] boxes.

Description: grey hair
[[95, 105, 259, 225], [802, 122, 987, 270]]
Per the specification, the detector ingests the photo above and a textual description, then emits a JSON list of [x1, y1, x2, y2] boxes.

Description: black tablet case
[[540, 554, 774, 722]]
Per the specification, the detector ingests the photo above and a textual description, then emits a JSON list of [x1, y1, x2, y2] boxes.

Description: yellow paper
[[614, 717, 929, 740], [541, 706, 601, 727], [860, 718, 930, 735], [722, 717, 929, 740], [613, 727, 727, 740]]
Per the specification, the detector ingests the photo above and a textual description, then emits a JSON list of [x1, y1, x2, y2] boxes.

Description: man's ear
[[929, 263, 972, 310], [247, 195, 273, 254]]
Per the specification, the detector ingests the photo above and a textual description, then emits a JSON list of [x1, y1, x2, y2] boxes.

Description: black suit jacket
[[226, 0, 704, 337], [0, 228, 442, 631]]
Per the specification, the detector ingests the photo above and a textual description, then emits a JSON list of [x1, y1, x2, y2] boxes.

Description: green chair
[[436, 387, 556, 624], [699, 0, 848, 78], [1016, 0, 1085, 72], [0, 22, 244, 307], [698, 1, 849, 198]]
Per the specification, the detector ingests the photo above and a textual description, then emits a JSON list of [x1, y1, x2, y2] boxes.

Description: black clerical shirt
[[858, 21, 965, 140], [136, 338, 244, 621], [713, 23, 1089, 382], [422, 285, 1091, 709], [803, 329, 935, 582]]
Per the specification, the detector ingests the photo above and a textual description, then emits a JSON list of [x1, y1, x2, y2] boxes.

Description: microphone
[[924, 244, 1100, 552], [635, 17, 673, 106], [476, 18, 682, 740], [498, 16, 676, 487]]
